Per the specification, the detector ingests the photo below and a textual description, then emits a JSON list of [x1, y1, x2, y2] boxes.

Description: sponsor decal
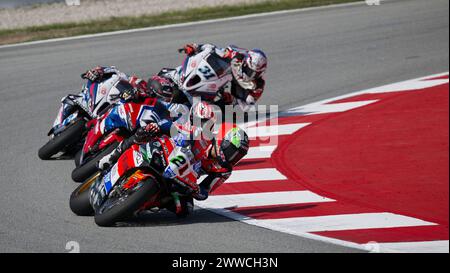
[[133, 150, 144, 166], [163, 166, 176, 179]]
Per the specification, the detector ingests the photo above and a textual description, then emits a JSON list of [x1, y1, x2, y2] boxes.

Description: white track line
[[202, 191, 335, 209], [298, 100, 378, 116], [227, 168, 287, 183], [378, 240, 449, 253], [286, 73, 449, 114], [244, 145, 277, 159], [260, 213, 437, 232], [364, 79, 449, 94], [0, 1, 372, 50], [246, 123, 310, 138]]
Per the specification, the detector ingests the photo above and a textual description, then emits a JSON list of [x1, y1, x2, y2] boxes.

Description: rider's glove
[[134, 123, 160, 143], [129, 76, 149, 98], [220, 91, 233, 104], [81, 66, 105, 82], [249, 88, 263, 101], [180, 43, 198, 56]]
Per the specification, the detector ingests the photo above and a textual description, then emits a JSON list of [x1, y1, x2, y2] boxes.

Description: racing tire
[[71, 142, 118, 183], [94, 178, 159, 227], [38, 119, 86, 160], [69, 173, 98, 216], [74, 149, 82, 167]]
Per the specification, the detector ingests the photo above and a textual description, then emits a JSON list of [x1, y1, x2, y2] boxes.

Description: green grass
[[0, 0, 362, 45]]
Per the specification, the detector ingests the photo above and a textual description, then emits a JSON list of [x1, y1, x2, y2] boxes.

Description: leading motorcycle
[[69, 134, 198, 226]]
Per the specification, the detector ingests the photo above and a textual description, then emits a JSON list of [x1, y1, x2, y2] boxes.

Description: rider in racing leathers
[[52, 66, 149, 132], [84, 75, 190, 155], [171, 107, 250, 201], [174, 43, 268, 110], [97, 100, 249, 204]]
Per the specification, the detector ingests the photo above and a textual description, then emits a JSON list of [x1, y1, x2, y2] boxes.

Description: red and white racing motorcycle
[[69, 134, 198, 227]]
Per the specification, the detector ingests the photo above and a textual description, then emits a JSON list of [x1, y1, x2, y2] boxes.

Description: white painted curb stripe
[[195, 205, 371, 252], [246, 123, 310, 138], [227, 168, 287, 183], [301, 100, 378, 115], [0, 1, 371, 50], [260, 212, 437, 232], [286, 72, 449, 114], [244, 145, 276, 159], [203, 190, 335, 209], [364, 79, 449, 94], [378, 240, 449, 253]]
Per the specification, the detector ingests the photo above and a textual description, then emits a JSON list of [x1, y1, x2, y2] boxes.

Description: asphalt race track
[[0, 0, 448, 252]]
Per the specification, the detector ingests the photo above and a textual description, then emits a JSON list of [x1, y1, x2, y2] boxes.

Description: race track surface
[[0, 0, 448, 252]]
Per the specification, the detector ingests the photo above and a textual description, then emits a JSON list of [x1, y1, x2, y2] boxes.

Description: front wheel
[[71, 143, 118, 183], [38, 119, 86, 160], [94, 177, 159, 227], [69, 172, 99, 216]]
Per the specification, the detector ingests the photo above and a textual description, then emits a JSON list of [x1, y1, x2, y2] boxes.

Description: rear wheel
[[38, 118, 86, 160], [69, 172, 99, 216], [71, 143, 118, 183], [94, 177, 159, 227]]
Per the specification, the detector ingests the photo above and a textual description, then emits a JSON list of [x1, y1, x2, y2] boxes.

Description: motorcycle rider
[[172, 101, 250, 201], [177, 43, 267, 109], [84, 75, 189, 154], [52, 66, 149, 132], [97, 100, 249, 203]]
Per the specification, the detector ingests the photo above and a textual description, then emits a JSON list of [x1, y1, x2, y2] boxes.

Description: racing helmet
[[148, 75, 177, 102], [211, 123, 249, 167], [240, 49, 267, 81]]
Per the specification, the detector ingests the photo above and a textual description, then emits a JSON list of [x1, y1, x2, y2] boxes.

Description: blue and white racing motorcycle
[[38, 74, 133, 160]]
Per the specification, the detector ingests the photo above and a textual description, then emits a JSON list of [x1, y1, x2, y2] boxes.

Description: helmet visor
[[242, 64, 257, 80], [220, 140, 246, 166]]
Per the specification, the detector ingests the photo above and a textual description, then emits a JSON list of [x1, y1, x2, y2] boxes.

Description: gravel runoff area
[[0, 0, 271, 30]]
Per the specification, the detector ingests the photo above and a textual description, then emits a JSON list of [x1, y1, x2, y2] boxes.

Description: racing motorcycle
[[71, 97, 158, 183], [69, 134, 198, 227], [166, 47, 256, 113], [38, 74, 131, 160]]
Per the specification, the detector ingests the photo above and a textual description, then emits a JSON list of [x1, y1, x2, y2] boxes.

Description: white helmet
[[240, 49, 267, 81]]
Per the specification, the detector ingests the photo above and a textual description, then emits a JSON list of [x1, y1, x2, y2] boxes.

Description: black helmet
[[212, 123, 249, 167], [148, 75, 177, 102]]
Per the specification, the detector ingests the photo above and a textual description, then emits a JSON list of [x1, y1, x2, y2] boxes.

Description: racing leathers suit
[[170, 122, 232, 201]]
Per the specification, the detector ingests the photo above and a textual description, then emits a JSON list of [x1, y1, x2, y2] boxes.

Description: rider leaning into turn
[[172, 101, 250, 201], [88, 74, 190, 158], [52, 66, 149, 131], [97, 100, 250, 204], [179, 43, 267, 108]]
